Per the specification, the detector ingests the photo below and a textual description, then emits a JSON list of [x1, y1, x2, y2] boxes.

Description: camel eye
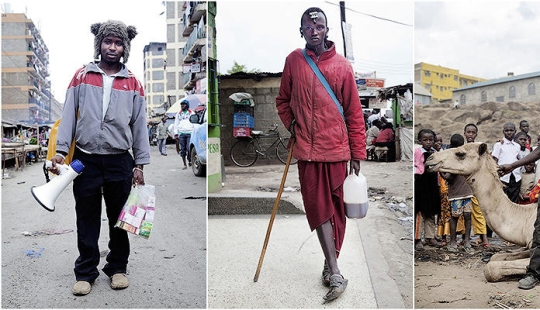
[[456, 152, 466, 160]]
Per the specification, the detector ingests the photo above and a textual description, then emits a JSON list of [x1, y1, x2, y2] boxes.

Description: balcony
[[182, 25, 206, 63], [182, 2, 206, 36]]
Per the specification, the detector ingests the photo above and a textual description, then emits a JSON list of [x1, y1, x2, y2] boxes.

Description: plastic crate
[[233, 114, 255, 128], [233, 127, 252, 138]]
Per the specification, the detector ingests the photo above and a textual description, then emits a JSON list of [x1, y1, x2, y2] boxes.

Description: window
[[460, 94, 466, 105], [424, 71, 431, 77], [509, 86, 516, 98], [481, 91, 487, 102], [454, 75, 458, 81], [496, 96, 504, 102], [529, 83, 536, 95]]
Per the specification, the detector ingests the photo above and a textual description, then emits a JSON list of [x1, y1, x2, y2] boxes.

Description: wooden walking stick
[[253, 138, 295, 282]]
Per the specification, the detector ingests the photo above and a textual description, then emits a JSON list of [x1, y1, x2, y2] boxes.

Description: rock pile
[[414, 101, 540, 147]]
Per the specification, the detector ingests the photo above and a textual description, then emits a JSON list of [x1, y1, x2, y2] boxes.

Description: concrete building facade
[[218, 73, 288, 166], [165, 1, 206, 110], [1, 13, 61, 123], [453, 71, 540, 105], [414, 62, 486, 103], [143, 42, 167, 118]]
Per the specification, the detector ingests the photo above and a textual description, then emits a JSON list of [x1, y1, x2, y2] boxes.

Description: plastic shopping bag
[[115, 184, 156, 239]]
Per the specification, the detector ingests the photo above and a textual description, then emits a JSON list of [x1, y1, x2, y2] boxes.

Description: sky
[[415, 1, 540, 80], [215, 1, 414, 88], [4, 0, 167, 103]]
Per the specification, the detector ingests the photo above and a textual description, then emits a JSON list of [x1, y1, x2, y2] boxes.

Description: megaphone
[[31, 159, 85, 212]]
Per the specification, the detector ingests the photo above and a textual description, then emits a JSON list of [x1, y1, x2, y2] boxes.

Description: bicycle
[[230, 124, 298, 167]]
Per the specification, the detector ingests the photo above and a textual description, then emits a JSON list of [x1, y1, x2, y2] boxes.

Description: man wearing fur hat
[[50, 20, 150, 296]]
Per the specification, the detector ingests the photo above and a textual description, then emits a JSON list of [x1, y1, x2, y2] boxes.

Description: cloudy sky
[[215, 1, 413, 87], [4, 0, 166, 103], [415, 1, 540, 80]]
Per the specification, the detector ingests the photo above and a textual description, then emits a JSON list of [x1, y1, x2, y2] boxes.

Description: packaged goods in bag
[[115, 184, 155, 239]]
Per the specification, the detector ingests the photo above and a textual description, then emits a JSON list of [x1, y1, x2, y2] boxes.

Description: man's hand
[[49, 155, 65, 175], [498, 164, 513, 176], [133, 165, 145, 185], [288, 120, 296, 138], [350, 160, 360, 176]]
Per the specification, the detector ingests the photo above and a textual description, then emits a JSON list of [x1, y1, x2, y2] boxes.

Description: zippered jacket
[[276, 42, 366, 162], [56, 62, 150, 165]]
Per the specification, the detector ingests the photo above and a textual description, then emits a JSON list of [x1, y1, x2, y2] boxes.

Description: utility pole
[[340, 1, 347, 57]]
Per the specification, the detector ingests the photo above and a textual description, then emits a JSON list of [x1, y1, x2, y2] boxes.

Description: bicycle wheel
[[276, 138, 298, 165], [230, 139, 258, 167]]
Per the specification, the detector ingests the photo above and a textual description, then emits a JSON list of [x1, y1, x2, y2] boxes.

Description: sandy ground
[[415, 238, 540, 309]]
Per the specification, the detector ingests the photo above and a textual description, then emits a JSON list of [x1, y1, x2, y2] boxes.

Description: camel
[[425, 142, 537, 282]]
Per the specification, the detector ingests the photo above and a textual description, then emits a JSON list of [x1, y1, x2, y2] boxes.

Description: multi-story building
[[2, 13, 61, 123], [165, 1, 207, 108], [143, 42, 167, 119], [414, 62, 487, 103]]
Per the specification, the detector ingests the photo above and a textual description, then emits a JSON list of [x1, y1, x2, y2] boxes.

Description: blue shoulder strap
[[302, 49, 345, 123]]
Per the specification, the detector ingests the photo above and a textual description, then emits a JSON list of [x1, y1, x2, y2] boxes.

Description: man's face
[[503, 124, 516, 141], [181, 103, 189, 111], [520, 122, 529, 133], [464, 126, 477, 143], [301, 12, 327, 47], [100, 35, 124, 64]]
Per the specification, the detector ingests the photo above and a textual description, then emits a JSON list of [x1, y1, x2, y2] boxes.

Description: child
[[414, 129, 442, 250], [515, 131, 531, 166], [519, 162, 537, 204], [463, 123, 491, 247], [440, 134, 474, 254], [492, 122, 522, 203]]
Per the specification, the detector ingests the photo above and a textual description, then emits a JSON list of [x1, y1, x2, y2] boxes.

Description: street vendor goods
[[115, 184, 155, 239]]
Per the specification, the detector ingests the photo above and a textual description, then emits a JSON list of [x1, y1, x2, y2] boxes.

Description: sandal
[[426, 238, 442, 248], [322, 261, 330, 287], [323, 274, 348, 302], [463, 244, 475, 254], [447, 244, 459, 253], [415, 240, 424, 251]]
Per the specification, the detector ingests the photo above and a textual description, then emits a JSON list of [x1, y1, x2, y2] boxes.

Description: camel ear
[[478, 143, 488, 156]]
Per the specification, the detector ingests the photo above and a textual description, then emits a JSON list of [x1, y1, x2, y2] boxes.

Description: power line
[[325, 1, 413, 27]]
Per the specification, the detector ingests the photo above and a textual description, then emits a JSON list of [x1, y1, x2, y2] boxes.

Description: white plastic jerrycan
[[343, 172, 369, 218]]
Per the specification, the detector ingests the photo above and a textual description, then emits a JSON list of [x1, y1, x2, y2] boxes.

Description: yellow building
[[414, 62, 487, 103]]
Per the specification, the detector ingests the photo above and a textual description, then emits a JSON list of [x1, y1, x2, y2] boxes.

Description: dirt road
[[415, 239, 540, 308]]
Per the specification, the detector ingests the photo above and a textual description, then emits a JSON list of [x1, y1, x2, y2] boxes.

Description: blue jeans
[[158, 138, 167, 155], [178, 133, 191, 163]]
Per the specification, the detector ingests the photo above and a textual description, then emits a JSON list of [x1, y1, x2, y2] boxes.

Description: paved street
[[208, 160, 413, 309], [1, 144, 206, 308]]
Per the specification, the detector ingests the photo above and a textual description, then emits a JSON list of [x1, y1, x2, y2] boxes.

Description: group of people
[[155, 100, 195, 170], [415, 120, 540, 290], [365, 115, 396, 162]]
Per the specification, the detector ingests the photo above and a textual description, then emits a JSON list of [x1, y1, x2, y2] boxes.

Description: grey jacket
[[56, 62, 150, 165]]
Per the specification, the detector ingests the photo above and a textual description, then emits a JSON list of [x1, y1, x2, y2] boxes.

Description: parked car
[[189, 107, 207, 177]]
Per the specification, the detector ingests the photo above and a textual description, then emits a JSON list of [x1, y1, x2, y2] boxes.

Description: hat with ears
[[90, 20, 137, 63]]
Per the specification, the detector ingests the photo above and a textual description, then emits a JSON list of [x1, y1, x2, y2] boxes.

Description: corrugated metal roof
[[414, 83, 431, 96], [455, 71, 540, 91]]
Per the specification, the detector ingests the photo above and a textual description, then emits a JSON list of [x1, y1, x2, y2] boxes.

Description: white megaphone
[[31, 159, 85, 212]]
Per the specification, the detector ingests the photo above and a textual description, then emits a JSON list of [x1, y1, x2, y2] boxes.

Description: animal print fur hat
[[90, 20, 137, 63]]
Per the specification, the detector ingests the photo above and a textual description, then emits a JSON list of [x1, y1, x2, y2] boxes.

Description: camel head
[[425, 142, 494, 176]]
